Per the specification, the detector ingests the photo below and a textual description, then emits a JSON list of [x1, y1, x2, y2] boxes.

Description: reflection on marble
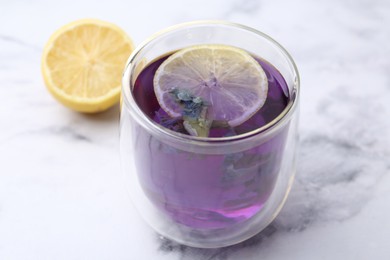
[[1, 0, 390, 259], [157, 224, 278, 259]]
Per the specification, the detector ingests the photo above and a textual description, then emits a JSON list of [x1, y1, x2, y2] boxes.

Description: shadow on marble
[[78, 103, 121, 123]]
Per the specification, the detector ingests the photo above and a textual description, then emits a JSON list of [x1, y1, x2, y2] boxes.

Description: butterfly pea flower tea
[[120, 21, 299, 248]]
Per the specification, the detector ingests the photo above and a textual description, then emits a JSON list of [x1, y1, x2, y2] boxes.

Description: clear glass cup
[[120, 21, 300, 248]]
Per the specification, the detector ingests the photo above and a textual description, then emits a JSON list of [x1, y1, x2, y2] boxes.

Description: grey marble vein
[[225, 0, 261, 16], [0, 126, 92, 145], [0, 34, 41, 51]]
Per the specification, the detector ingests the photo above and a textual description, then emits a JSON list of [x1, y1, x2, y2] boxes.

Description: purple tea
[[131, 50, 290, 229]]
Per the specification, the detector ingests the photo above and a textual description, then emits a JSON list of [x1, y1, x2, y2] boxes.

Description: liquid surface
[[133, 53, 289, 137]]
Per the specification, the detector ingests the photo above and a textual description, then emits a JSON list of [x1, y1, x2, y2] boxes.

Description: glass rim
[[121, 20, 300, 144]]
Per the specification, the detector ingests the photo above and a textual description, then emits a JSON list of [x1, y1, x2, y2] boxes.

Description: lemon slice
[[153, 44, 268, 127], [41, 19, 134, 113]]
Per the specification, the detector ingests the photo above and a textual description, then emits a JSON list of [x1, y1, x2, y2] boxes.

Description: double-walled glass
[[120, 21, 299, 248]]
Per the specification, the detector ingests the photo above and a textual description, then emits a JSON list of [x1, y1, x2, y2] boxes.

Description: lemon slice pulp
[[153, 44, 268, 128], [41, 19, 134, 113]]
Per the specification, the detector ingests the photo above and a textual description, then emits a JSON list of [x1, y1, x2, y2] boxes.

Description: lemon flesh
[[153, 45, 268, 127], [41, 19, 134, 113]]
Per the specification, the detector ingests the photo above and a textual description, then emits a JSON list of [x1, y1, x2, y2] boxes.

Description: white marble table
[[1, 0, 390, 259]]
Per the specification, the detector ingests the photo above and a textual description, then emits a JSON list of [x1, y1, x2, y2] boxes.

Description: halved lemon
[[41, 19, 134, 113], [153, 44, 268, 127]]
